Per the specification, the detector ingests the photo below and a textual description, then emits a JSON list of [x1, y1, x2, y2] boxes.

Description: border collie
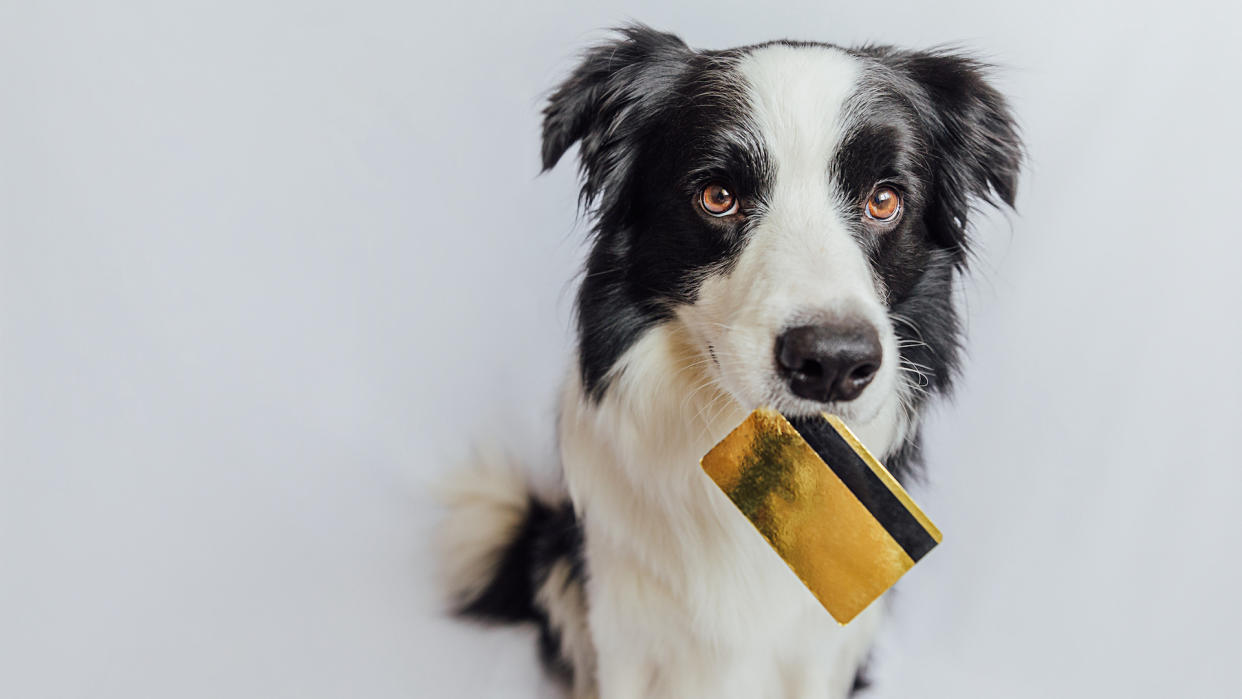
[[440, 25, 1021, 698]]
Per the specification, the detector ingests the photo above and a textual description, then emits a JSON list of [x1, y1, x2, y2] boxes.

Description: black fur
[[839, 48, 1021, 480], [850, 656, 873, 695], [542, 27, 773, 400]]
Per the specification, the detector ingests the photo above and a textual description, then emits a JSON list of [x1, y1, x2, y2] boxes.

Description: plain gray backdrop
[[3, 1, 1240, 697]]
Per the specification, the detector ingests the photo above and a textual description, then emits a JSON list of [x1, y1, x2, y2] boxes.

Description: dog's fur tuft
[[436, 448, 533, 614], [437, 450, 591, 689]]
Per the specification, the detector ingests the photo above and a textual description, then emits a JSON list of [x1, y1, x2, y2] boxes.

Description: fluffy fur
[[441, 25, 1021, 698]]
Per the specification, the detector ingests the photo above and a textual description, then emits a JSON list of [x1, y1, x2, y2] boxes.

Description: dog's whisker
[[899, 357, 935, 372], [680, 376, 726, 416], [897, 365, 931, 390]]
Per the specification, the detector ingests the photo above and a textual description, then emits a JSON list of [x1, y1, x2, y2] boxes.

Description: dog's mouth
[[700, 349, 882, 426], [770, 393, 877, 423]]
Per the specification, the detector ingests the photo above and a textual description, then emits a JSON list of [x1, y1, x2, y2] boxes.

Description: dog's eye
[[865, 187, 902, 223], [700, 183, 739, 217]]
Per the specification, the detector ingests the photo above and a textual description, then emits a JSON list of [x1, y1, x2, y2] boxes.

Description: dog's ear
[[886, 51, 1023, 260], [541, 25, 690, 207]]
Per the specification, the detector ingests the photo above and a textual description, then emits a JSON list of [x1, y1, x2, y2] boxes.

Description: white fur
[[557, 45, 911, 699]]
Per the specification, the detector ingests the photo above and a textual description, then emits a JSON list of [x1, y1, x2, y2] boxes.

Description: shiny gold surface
[[700, 408, 933, 624]]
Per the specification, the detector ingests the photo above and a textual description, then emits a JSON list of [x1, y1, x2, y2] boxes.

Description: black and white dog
[[441, 25, 1021, 698]]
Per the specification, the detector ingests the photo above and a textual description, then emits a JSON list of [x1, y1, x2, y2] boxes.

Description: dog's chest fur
[[559, 325, 894, 697]]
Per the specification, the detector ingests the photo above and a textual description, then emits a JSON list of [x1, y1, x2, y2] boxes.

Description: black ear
[[541, 25, 690, 207], [880, 50, 1023, 259]]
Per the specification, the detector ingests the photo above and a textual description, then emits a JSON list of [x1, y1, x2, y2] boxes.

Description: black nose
[[775, 321, 882, 403]]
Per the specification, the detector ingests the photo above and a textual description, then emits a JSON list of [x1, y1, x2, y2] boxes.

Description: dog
[[439, 25, 1021, 698]]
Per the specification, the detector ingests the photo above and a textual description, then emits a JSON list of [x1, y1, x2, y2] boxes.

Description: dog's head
[[544, 26, 1020, 442]]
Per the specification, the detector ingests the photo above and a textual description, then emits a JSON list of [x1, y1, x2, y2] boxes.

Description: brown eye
[[865, 186, 902, 222], [700, 183, 739, 217]]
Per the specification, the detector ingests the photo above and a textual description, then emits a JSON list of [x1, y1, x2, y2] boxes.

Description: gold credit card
[[700, 407, 942, 625]]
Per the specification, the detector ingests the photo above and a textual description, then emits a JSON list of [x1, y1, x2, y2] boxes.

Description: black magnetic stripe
[[788, 416, 938, 562]]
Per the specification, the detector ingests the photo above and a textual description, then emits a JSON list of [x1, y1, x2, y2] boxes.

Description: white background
[[3, 1, 1240, 697]]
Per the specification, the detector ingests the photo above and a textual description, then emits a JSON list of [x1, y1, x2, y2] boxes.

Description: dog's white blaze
[[682, 44, 905, 449]]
